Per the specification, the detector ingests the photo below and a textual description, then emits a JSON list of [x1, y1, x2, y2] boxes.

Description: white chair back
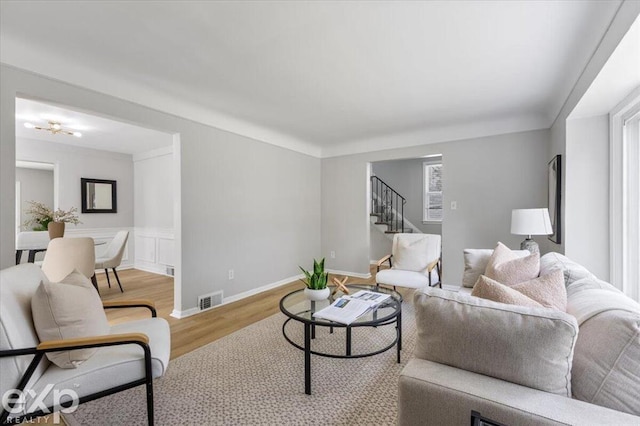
[[102, 231, 129, 266], [1, 264, 50, 397], [391, 233, 441, 274], [41, 237, 96, 282]]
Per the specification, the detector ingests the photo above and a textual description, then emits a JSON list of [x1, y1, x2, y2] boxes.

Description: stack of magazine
[[312, 290, 391, 325]]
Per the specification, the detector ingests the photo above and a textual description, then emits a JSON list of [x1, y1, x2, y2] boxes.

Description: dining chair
[[375, 233, 442, 292], [41, 237, 98, 290], [95, 231, 129, 292]]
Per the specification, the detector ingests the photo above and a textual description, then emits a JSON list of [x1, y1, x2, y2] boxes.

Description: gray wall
[[1, 64, 321, 315], [16, 138, 134, 229], [565, 115, 609, 279], [322, 129, 551, 286], [16, 167, 53, 230]]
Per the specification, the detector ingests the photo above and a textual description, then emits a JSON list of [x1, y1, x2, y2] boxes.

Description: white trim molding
[[133, 227, 175, 276], [170, 273, 303, 319], [326, 269, 372, 280], [610, 87, 640, 301]]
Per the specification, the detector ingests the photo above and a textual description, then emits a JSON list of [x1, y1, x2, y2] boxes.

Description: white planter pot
[[304, 287, 330, 301]]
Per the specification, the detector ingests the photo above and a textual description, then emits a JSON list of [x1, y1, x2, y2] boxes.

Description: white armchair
[[0, 263, 170, 425], [375, 233, 442, 291]]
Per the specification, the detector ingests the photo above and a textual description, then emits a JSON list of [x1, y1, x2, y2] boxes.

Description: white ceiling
[[15, 98, 173, 155], [0, 1, 624, 157]]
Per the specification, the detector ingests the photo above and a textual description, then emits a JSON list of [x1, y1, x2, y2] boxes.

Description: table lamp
[[510, 208, 553, 254]]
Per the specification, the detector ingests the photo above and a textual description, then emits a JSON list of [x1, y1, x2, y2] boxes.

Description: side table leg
[[304, 322, 311, 395], [346, 327, 352, 356]]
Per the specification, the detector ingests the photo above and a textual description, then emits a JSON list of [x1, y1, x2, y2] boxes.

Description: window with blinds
[[423, 163, 442, 222]]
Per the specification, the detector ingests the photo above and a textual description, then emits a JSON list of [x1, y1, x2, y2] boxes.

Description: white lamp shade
[[511, 208, 553, 236]]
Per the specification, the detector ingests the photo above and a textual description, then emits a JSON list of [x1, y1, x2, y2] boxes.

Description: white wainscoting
[[134, 228, 174, 276], [65, 227, 134, 271]]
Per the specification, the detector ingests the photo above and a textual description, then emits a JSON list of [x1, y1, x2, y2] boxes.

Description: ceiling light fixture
[[24, 121, 82, 138]]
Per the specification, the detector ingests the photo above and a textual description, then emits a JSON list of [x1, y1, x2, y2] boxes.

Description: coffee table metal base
[[281, 311, 402, 395]]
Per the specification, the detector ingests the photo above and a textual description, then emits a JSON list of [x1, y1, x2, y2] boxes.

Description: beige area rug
[[66, 295, 417, 425]]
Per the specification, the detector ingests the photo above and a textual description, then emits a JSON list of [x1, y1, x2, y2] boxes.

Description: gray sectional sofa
[[398, 253, 640, 425]]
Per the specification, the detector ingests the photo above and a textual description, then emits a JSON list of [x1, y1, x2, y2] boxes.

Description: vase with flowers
[[23, 200, 81, 239]]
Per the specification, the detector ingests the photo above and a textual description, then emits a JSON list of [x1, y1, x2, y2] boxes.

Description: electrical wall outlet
[[228, 269, 234, 280], [330, 251, 335, 259], [451, 201, 457, 210]]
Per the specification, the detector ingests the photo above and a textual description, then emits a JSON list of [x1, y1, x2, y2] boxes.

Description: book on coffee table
[[312, 291, 391, 325]]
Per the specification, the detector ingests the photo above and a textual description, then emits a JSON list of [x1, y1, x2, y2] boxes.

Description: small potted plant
[[23, 200, 81, 239], [299, 258, 330, 301]]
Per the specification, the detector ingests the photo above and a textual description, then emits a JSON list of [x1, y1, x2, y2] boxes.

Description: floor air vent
[[198, 291, 223, 311]]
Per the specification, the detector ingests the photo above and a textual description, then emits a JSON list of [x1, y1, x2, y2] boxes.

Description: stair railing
[[371, 175, 405, 233]]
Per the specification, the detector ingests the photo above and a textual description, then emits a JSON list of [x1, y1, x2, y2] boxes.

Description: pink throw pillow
[[510, 270, 567, 311], [471, 275, 543, 308], [485, 242, 540, 285]]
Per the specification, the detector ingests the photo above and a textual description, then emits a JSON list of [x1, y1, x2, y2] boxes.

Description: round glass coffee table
[[279, 285, 402, 395]]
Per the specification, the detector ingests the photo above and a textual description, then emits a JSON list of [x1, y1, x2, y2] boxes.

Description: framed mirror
[[81, 178, 117, 213]]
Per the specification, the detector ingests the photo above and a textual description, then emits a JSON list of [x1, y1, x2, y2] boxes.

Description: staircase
[[370, 175, 415, 234]]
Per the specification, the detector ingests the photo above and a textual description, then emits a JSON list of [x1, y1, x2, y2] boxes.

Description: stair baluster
[[370, 176, 406, 233]]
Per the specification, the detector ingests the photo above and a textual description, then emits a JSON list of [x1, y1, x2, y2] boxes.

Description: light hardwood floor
[[98, 267, 400, 360]]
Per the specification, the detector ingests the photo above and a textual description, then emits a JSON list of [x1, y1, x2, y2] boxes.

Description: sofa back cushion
[[462, 248, 530, 288], [414, 288, 579, 396], [540, 252, 594, 287], [0, 264, 49, 396], [568, 285, 640, 416]]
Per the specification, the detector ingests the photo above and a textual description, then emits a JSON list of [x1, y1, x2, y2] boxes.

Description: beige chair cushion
[[31, 270, 110, 368], [471, 275, 543, 308], [462, 248, 530, 288], [484, 242, 540, 285], [414, 288, 578, 396]]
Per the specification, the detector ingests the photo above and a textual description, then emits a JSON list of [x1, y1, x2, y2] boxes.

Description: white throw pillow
[[394, 236, 433, 272], [31, 270, 110, 368], [484, 242, 540, 285], [462, 248, 530, 288]]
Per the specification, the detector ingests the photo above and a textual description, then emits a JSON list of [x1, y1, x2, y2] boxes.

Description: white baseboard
[[170, 307, 199, 319], [223, 274, 303, 305], [170, 273, 304, 320], [94, 265, 133, 274], [326, 269, 371, 280], [134, 262, 173, 277]]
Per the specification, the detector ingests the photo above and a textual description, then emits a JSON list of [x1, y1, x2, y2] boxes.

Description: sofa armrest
[[398, 359, 640, 426]]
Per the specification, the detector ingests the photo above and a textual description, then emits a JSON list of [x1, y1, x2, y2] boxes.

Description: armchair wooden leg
[[105, 269, 111, 288], [113, 268, 124, 292]]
